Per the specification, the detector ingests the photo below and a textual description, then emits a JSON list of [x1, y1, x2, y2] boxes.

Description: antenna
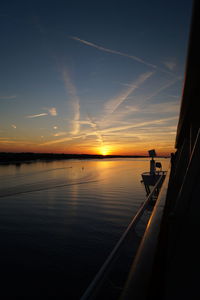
[[148, 149, 156, 174], [148, 149, 156, 158]]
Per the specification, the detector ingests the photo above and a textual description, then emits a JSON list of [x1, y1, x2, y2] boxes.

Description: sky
[[0, 0, 193, 156]]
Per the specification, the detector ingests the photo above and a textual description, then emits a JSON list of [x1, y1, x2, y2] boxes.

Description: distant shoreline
[[0, 152, 169, 165]]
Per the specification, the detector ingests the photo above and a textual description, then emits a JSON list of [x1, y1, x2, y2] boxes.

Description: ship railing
[[141, 170, 166, 176], [80, 172, 166, 300], [120, 167, 170, 300]]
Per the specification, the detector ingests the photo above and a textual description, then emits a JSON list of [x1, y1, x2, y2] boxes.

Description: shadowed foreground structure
[[120, 1, 200, 299]]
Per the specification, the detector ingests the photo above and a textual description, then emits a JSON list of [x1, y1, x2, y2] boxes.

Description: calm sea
[[0, 158, 169, 299]]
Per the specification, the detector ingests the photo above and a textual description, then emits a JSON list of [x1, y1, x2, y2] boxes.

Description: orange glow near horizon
[[0, 141, 175, 157], [97, 145, 112, 156]]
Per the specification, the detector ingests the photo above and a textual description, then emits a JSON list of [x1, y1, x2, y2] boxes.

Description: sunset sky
[[0, 0, 192, 156]]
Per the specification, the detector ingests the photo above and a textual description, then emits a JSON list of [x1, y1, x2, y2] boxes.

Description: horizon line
[[0, 151, 171, 157]]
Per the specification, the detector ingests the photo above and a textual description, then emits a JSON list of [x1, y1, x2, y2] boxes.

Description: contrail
[[62, 69, 80, 135], [87, 114, 104, 146], [26, 113, 48, 118], [70, 36, 157, 69], [100, 116, 178, 134], [69, 36, 178, 77], [104, 71, 154, 114]]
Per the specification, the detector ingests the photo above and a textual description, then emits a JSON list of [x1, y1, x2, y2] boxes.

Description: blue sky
[[0, 0, 193, 155]]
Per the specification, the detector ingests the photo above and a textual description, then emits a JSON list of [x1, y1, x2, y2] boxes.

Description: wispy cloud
[[86, 115, 104, 145], [70, 36, 158, 69], [63, 69, 80, 135], [40, 115, 105, 146], [47, 107, 57, 116], [124, 106, 139, 112], [26, 113, 48, 118], [69, 36, 180, 78], [38, 115, 177, 149], [40, 135, 83, 146], [78, 74, 181, 149], [104, 71, 154, 114], [109, 77, 181, 122], [0, 140, 19, 144], [0, 95, 16, 100], [53, 131, 67, 137], [120, 77, 180, 122], [163, 60, 176, 71], [137, 101, 180, 114], [139, 77, 181, 105], [166, 94, 179, 99], [100, 116, 178, 134], [26, 108, 57, 119], [0, 138, 33, 145], [76, 116, 105, 145]]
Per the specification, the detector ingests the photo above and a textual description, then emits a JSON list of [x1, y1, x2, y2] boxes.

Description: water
[[0, 158, 169, 299]]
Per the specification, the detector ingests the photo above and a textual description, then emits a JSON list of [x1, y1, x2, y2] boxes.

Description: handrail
[[80, 172, 166, 300], [120, 168, 170, 300]]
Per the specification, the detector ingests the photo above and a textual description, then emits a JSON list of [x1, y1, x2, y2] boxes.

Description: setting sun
[[99, 146, 111, 156]]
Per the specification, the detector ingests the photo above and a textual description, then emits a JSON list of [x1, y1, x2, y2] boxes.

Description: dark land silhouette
[[0, 152, 154, 165]]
